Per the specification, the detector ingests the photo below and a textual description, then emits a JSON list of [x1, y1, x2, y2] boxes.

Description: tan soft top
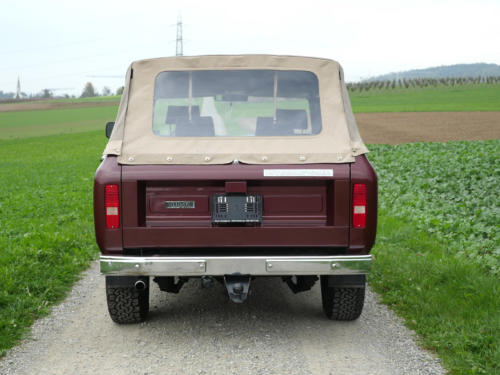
[[105, 55, 367, 165]]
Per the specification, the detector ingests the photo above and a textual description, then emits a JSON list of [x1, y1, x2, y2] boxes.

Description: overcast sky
[[1, 0, 499, 96]]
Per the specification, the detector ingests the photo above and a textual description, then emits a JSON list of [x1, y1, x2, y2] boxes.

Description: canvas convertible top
[[104, 55, 368, 165]]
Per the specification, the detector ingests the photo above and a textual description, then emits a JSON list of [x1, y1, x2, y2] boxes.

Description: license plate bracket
[[211, 194, 262, 224]]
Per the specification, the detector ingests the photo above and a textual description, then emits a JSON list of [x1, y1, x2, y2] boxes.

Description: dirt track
[[0, 263, 444, 375], [355, 111, 500, 144]]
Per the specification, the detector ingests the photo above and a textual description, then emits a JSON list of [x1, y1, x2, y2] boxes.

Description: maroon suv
[[95, 55, 377, 324]]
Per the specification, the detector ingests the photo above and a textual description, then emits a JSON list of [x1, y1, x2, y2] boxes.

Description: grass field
[[0, 106, 117, 139], [350, 83, 500, 112], [0, 131, 105, 356]]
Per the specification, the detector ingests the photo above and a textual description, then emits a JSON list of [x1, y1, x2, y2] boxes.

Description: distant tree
[[41, 89, 53, 99], [102, 86, 111, 96], [116, 86, 124, 95], [81, 82, 96, 98]]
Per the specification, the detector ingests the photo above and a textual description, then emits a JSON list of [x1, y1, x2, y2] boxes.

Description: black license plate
[[211, 194, 262, 223]]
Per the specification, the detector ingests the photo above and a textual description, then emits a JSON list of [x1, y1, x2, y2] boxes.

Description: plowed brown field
[[355, 112, 500, 144]]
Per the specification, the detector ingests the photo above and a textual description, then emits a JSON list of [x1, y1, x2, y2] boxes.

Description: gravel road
[[0, 262, 445, 375]]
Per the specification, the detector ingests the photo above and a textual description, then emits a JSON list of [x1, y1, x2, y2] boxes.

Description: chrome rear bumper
[[100, 254, 372, 276]]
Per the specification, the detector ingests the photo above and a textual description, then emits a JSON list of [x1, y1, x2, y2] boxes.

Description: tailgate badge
[[165, 201, 196, 209]]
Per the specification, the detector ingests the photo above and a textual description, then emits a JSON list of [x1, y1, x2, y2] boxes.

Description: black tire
[[106, 279, 149, 324], [320, 276, 365, 321]]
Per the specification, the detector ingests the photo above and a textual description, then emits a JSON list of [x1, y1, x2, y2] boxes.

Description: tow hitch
[[224, 275, 251, 303]]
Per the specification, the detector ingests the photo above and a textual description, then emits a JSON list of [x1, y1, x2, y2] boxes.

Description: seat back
[[255, 109, 308, 136], [276, 109, 308, 130], [166, 105, 200, 124], [175, 116, 215, 137]]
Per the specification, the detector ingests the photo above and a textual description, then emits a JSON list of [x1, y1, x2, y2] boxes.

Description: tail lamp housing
[[352, 183, 367, 228], [105, 184, 120, 229]]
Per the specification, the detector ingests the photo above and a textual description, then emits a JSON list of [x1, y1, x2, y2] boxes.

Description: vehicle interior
[[152, 70, 323, 137]]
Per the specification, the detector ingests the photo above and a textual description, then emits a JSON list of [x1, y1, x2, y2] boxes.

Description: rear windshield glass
[[152, 70, 322, 137]]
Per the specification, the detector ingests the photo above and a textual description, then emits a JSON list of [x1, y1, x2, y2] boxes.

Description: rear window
[[152, 70, 322, 137]]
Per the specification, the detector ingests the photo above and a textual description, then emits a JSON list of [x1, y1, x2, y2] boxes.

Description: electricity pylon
[[176, 14, 183, 56]]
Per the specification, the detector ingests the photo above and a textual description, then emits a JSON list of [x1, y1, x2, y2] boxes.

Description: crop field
[[0, 82, 499, 373], [349, 83, 500, 112]]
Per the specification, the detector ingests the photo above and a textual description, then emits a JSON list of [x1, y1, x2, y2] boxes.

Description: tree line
[[80, 82, 123, 98]]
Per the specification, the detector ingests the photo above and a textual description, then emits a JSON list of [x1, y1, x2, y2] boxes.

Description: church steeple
[[16, 76, 21, 99]]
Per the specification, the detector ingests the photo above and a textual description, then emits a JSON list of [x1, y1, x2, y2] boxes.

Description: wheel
[[106, 278, 149, 324], [320, 276, 365, 321]]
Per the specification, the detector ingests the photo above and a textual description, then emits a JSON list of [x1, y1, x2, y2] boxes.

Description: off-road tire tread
[[321, 278, 365, 321], [106, 286, 149, 324]]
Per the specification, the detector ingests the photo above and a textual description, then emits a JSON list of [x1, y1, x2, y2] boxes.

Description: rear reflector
[[352, 184, 367, 228], [105, 184, 120, 229]]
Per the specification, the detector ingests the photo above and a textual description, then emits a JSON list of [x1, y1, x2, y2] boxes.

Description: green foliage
[[80, 82, 96, 98], [0, 131, 106, 356], [349, 83, 500, 112], [370, 215, 499, 375], [368, 140, 500, 374], [0, 106, 118, 139], [369, 141, 500, 273]]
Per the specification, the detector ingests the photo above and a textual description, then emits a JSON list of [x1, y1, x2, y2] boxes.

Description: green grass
[[370, 214, 499, 375], [350, 84, 500, 112], [368, 140, 500, 374], [0, 106, 117, 139], [0, 131, 106, 356]]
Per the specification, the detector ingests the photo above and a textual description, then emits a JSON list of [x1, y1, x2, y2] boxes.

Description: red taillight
[[352, 184, 367, 228], [105, 184, 120, 229]]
